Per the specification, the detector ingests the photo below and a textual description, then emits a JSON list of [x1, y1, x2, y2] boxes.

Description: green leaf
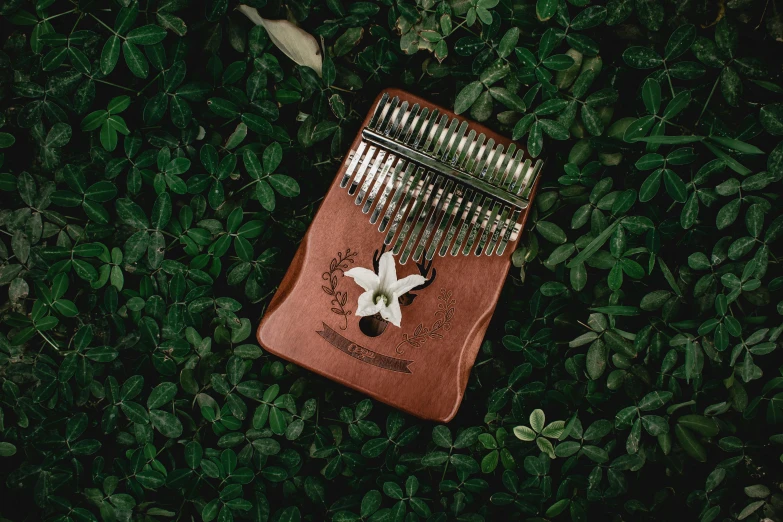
[[489, 88, 526, 112], [123, 41, 149, 78], [101, 36, 121, 75], [536, 221, 567, 244], [529, 409, 545, 433], [454, 81, 483, 115], [638, 391, 673, 411], [567, 218, 623, 268], [622, 46, 663, 69], [642, 78, 661, 115], [0, 133, 15, 148], [147, 382, 177, 409], [665, 24, 696, 60], [126, 24, 167, 45], [663, 169, 687, 203], [528, 121, 543, 158], [46, 122, 72, 147], [586, 340, 607, 380], [571, 6, 607, 30], [721, 66, 742, 107], [256, 180, 275, 211], [542, 54, 575, 71], [536, 0, 557, 21], [269, 407, 286, 435], [708, 136, 764, 155], [581, 105, 604, 136], [760, 103, 783, 136], [715, 18, 738, 60], [678, 415, 719, 436], [662, 91, 691, 120], [716, 198, 741, 230], [66, 413, 88, 442], [269, 175, 300, 197], [674, 425, 707, 462], [263, 142, 283, 174], [150, 410, 182, 438]]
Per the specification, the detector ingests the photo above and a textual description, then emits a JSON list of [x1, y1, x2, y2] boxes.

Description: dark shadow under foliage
[[1, 0, 783, 521]]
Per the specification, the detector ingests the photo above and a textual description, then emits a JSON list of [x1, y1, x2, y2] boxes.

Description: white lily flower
[[344, 252, 426, 327]]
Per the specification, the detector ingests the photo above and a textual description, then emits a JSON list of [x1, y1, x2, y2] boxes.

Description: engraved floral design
[[321, 249, 357, 330], [395, 289, 455, 354]]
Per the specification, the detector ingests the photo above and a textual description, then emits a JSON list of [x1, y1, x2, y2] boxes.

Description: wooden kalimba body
[[257, 89, 543, 422]]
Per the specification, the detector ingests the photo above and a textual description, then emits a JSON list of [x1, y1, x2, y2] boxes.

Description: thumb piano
[[257, 89, 543, 422]]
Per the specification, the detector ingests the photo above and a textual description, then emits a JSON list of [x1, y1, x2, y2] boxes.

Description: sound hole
[[359, 314, 388, 337]]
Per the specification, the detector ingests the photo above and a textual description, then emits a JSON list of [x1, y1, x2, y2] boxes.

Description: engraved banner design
[[316, 322, 413, 374]]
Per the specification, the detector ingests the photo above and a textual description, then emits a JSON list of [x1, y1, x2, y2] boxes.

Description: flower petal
[[377, 251, 398, 293], [344, 267, 379, 292], [379, 298, 403, 327], [389, 274, 426, 297], [355, 291, 381, 317]]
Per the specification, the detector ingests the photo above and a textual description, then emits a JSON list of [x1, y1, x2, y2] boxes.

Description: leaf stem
[[696, 74, 721, 127], [137, 72, 162, 96], [94, 79, 137, 92], [43, 9, 76, 22], [88, 12, 120, 37]]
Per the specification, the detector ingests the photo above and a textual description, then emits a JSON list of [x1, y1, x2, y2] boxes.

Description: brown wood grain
[[257, 88, 540, 422]]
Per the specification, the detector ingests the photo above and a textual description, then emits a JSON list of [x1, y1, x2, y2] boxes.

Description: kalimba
[[257, 89, 543, 422]]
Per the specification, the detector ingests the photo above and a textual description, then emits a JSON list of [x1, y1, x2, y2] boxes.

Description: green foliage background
[[1, 0, 783, 521]]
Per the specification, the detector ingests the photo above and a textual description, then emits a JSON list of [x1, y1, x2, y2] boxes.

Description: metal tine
[[491, 143, 516, 186], [464, 197, 494, 255], [506, 152, 528, 193], [385, 101, 408, 136], [377, 96, 399, 134], [513, 159, 538, 196], [378, 162, 416, 230], [453, 128, 475, 167], [412, 108, 438, 149], [348, 145, 377, 195], [363, 154, 396, 213], [401, 175, 444, 263], [427, 184, 462, 260], [423, 114, 448, 154], [484, 144, 509, 186], [462, 133, 485, 172], [496, 208, 521, 256], [475, 201, 502, 255], [451, 192, 484, 256], [486, 205, 511, 256], [497, 161, 544, 255], [520, 160, 544, 199], [439, 188, 473, 256], [355, 150, 387, 206], [405, 107, 428, 145], [496, 147, 521, 190], [509, 158, 531, 194], [394, 171, 436, 257], [384, 167, 425, 243], [340, 141, 367, 188], [414, 179, 454, 262], [471, 138, 494, 178], [393, 103, 418, 140], [371, 159, 407, 222], [477, 142, 502, 180], [445, 121, 469, 164], [368, 92, 389, 129], [433, 118, 459, 160]]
